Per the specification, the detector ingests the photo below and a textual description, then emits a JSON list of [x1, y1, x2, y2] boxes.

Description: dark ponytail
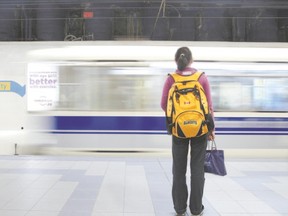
[[175, 47, 193, 71]]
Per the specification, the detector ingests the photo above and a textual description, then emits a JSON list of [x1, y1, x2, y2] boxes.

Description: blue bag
[[204, 140, 227, 176]]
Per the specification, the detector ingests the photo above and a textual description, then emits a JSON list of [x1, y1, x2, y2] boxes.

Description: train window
[[39, 62, 288, 113], [253, 78, 288, 111], [209, 76, 288, 112], [56, 65, 166, 111]]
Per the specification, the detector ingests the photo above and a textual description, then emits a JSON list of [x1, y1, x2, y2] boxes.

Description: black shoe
[[176, 208, 187, 216], [191, 205, 204, 216], [176, 213, 187, 216]]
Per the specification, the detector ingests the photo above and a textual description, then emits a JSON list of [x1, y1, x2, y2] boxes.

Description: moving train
[[0, 41, 288, 157]]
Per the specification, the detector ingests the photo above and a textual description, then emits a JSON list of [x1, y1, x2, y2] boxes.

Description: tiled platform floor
[[0, 154, 287, 216]]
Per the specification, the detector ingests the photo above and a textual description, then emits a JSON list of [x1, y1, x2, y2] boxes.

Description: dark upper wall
[[0, 0, 287, 42]]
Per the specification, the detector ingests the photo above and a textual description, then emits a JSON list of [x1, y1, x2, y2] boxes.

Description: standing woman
[[161, 47, 215, 216]]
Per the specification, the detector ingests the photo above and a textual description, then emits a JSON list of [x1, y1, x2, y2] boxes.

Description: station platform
[[0, 154, 287, 216]]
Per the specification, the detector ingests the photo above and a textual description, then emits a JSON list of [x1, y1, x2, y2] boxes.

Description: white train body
[[0, 41, 287, 157]]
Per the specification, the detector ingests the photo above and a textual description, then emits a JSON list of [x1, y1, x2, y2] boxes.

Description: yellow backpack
[[166, 71, 210, 138]]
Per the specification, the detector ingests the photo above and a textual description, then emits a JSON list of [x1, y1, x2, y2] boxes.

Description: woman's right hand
[[208, 131, 215, 141]]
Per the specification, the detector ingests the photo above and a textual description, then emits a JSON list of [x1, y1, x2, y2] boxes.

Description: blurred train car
[[0, 41, 288, 157]]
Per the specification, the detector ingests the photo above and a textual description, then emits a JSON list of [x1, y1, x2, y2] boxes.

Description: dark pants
[[172, 134, 207, 215]]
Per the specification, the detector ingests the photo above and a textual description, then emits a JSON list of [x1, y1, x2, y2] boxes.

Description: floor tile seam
[[156, 158, 172, 186], [24, 210, 60, 216], [0, 168, 93, 185], [0, 168, 78, 175], [143, 163, 160, 215], [230, 175, 288, 212], [208, 199, 249, 215], [236, 199, 280, 214], [0, 177, 57, 211], [123, 163, 128, 213], [91, 161, 126, 213], [1, 196, 44, 212], [60, 190, 99, 214], [124, 163, 156, 214], [145, 162, 174, 214], [60, 174, 102, 209], [63, 197, 97, 201], [22, 177, 64, 212], [0, 197, 17, 210], [204, 188, 237, 202]]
